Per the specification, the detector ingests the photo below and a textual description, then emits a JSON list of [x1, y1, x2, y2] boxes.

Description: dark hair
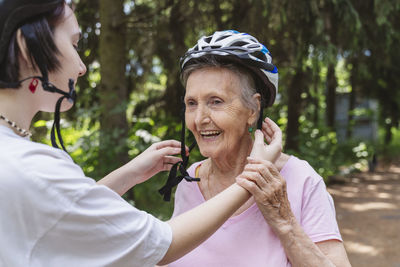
[[0, 3, 65, 87]]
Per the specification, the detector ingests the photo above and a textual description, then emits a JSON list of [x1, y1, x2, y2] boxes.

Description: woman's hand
[[236, 158, 294, 231], [98, 140, 186, 196], [127, 140, 187, 185], [250, 117, 282, 163]]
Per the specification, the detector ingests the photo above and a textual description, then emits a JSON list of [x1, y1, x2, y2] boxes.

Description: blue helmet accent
[[261, 46, 270, 55], [226, 29, 239, 34], [269, 65, 278, 74]]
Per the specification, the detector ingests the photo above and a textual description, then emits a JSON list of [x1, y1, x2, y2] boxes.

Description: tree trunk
[[285, 66, 304, 152], [312, 69, 320, 126], [98, 0, 129, 179], [385, 102, 399, 146], [326, 63, 337, 130], [231, 0, 252, 27], [347, 88, 356, 139], [384, 122, 393, 146], [161, 2, 187, 117], [347, 59, 357, 139]]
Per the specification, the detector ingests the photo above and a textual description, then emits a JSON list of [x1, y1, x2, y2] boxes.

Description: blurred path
[[328, 163, 400, 267]]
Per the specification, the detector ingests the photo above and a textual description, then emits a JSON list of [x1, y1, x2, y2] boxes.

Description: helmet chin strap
[[42, 77, 76, 103], [30, 76, 76, 152], [158, 98, 200, 201], [17, 75, 76, 101], [257, 101, 264, 130], [45, 78, 76, 152]]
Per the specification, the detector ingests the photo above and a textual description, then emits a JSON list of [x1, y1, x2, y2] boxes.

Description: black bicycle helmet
[[0, 0, 76, 152], [159, 30, 279, 201]]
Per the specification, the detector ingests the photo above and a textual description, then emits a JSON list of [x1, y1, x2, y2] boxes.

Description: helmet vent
[[251, 51, 267, 61], [216, 35, 230, 42], [203, 45, 221, 50], [204, 36, 212, 43], [231, 41, 248, 47], [248, 44, 260, 49]]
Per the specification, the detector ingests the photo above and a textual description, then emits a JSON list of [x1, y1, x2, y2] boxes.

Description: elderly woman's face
[[185, 67, 256, 159]]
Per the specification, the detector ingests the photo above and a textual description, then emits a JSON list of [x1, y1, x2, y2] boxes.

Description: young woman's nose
[[78, 58, 87, 77]]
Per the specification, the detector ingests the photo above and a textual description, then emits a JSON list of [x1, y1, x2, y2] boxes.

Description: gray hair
[[181, 57, 260, 121]]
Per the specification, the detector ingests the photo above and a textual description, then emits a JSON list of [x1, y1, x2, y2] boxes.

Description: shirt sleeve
[[300, 179, 343, 243], [30, 178, 172, 267]]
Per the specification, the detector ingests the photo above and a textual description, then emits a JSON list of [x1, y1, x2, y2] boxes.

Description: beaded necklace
[[0, 114, 32, 138]]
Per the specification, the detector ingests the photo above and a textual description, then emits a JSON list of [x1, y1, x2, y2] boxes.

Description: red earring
[[29, 78, 39, 93]]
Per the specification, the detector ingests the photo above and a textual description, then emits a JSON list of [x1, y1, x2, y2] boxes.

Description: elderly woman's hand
[[250, 118, 282, 163], [236, 158, 295, 231]]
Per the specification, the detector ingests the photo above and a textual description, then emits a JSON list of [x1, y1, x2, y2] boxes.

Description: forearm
[[158, 183, 251, 265], [97, 165, 140, 196], [274, 218, 336, 267]]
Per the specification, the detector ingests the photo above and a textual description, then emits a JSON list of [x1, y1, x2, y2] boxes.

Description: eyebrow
[[185, 91, 225, 100]]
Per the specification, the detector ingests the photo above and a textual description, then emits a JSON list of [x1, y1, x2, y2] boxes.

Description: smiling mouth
[[200, 130, 221, 139]]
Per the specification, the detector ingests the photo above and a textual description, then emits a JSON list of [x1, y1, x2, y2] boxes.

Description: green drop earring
[[248, 127, 254, 133]]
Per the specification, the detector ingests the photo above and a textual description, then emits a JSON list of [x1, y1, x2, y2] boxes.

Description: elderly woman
[[164, 30, 351, 267]]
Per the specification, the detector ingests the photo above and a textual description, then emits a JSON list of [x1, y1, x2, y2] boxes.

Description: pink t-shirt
[[169, 156, 342, 267]]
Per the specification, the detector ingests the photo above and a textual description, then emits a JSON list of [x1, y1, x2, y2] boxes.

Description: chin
[[60, 101, 74, 112], [198, 146, 220, 159], [41, 101, 74, 113]]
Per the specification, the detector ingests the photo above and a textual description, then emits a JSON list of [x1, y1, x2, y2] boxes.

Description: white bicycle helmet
[[180, 30, 278, 107]]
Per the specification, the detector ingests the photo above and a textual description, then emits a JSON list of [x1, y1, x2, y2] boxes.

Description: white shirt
[[0, 125, 172, 267]]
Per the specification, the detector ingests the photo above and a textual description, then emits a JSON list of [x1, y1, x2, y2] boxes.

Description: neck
[[199, 134, 255, 207], [208, 134, 254, 184], [0, 88, 37, 131]]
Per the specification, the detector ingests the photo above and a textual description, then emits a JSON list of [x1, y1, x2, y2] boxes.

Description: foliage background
[[33, 0, 400, 218]]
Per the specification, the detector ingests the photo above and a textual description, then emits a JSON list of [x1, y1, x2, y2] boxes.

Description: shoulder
[[187, 160, 205, 177], [0, 133, 102, 259], [280, 155, 329, 208], [3, 135, 84, 178], [0, 132, 92, 205], [281, 156, 342, 242], [281, 155, 324, 188]]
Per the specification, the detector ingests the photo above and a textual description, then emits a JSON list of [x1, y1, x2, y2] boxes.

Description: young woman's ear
[[247, 93, 261, 126], [16, 29, 34, 69]]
